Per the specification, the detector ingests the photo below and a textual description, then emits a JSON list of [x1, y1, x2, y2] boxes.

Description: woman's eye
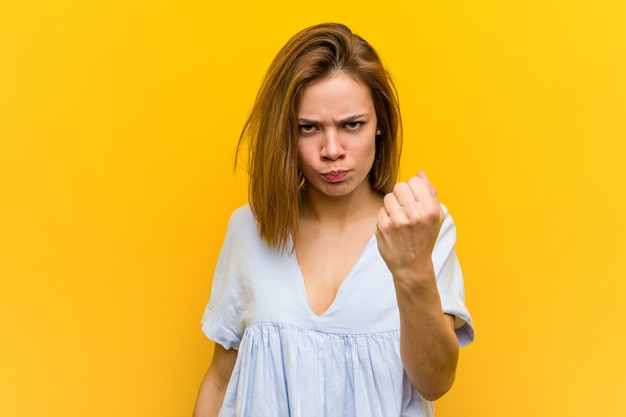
[[299, 124, 316, 134], [345, 121, 363, 130]]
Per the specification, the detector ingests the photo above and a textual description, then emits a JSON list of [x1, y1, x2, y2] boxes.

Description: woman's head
[[238, 22, 402, 250]]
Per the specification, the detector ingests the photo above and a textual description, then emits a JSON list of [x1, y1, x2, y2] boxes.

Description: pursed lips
[[323, 170, 348, 182]]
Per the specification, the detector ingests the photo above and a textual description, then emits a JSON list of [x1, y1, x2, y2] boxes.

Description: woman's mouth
[[324, 170, 348, 182]]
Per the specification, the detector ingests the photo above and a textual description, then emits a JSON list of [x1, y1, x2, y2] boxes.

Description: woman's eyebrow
[[297, 113, 370, 124], [341, 113, 369, 122]]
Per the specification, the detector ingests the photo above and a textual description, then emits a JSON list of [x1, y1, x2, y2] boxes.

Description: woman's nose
[[320, 130, 345, 160]]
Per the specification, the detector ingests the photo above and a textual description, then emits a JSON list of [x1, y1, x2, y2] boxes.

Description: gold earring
[[297, 169, 305, 189]]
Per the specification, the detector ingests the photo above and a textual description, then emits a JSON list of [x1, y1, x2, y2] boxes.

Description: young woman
[[193, 23, 474, 417]]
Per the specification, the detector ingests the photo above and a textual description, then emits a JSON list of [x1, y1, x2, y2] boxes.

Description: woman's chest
[[239, 242, 401, 333]]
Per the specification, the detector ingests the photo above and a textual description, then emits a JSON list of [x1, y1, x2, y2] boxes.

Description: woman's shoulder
[[225, 204, 286, 258], [229, 204, 254, 222], [225, 204, 263, 242]]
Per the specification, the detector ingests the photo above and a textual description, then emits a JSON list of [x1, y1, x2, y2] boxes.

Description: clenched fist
[[375, 171, 445, 281]]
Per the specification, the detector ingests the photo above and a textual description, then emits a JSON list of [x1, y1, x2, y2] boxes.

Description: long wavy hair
[[236, 23, 402, 252]]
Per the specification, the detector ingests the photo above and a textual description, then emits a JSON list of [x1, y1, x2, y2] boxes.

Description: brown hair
[[236, 22, 402, 251]]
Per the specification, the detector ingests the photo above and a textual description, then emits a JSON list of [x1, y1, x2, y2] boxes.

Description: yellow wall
[[1, 1, 624, 416]]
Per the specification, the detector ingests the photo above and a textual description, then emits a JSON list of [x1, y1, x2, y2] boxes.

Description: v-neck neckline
[[294, 233, 376, 318]]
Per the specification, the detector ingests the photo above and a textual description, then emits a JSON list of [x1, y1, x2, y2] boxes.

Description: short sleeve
[[432, 205, 475, 347], [201, 207, 251, 350]]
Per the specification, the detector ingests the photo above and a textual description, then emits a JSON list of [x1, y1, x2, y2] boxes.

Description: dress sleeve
[[432, 205, 475, 347], [201, 208, 249, 350]]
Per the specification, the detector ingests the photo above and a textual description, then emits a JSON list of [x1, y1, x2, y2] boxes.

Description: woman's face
[[297, 72, 378, 199]]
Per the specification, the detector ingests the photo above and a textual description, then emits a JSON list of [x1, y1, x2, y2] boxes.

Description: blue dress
[[202, 205, 474, 417]]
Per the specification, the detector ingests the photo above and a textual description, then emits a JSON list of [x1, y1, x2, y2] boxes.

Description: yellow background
[[1, 0, 625, 416]]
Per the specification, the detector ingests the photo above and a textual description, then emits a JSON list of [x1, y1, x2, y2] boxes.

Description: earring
[[376, 130, 382, 136], [297, 169, 305, 189]]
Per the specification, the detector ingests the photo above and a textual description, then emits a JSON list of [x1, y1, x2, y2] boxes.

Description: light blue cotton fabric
[[202, 205, 474, 417]]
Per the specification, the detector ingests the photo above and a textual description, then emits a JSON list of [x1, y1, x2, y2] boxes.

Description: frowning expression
[[297, 72, 378, 198]]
